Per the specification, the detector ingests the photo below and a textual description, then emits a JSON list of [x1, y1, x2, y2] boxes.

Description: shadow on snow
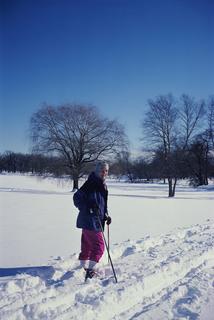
[[0, 266, 74, 287]]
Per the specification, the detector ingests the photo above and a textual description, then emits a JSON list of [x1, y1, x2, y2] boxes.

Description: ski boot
[[85, 268, 97, 282]]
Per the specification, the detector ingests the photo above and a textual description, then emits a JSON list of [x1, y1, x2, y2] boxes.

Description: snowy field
[[0, 173, 214, 319]]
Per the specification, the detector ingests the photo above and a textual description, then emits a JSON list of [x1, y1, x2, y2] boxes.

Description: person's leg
[[78, 229, 92, 268], [84, 230, 105, 280], [89, 231, 105, 267]]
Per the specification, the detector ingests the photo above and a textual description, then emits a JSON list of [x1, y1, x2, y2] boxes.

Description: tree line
[[1, 144, 213, 192], [1, 94, 214, 196], [0, 152, 67, 176]]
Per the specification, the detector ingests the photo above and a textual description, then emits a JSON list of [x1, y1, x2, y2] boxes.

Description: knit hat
[[95, 161, 109, 177]]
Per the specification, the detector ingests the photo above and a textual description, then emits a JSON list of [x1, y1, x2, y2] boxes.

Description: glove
[[105, 215, 112, 225]]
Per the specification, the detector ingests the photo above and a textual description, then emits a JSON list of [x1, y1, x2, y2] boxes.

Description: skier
[[73, 161, 112, 281]]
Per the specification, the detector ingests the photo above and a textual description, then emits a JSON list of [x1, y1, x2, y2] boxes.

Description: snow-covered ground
[[0, 174, 214, 319]]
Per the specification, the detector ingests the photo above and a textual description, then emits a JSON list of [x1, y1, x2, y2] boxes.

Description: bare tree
[[144, 94, 177, 150], [188, 136, 209, 186], [178, 94, 205, 149], [142, 94, 178, 197], [178, 95, 214, 186], [207, 96, 214, 148], [113, 151, 134, 182], [30, 104, 127, 189]]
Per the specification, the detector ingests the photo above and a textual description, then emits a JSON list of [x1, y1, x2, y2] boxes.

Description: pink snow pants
[[79, 229, 105, 263]]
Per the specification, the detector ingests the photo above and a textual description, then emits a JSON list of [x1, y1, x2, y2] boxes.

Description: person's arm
[[73, 189, 87, 210]]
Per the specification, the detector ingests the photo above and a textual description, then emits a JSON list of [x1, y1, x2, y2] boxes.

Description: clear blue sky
[[0, 0, 214, 154]]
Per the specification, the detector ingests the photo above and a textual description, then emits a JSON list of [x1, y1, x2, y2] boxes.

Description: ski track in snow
[[1, 222, 214, 320]]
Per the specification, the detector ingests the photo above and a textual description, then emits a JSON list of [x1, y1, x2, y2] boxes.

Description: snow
[[0, 174, 214, 319]]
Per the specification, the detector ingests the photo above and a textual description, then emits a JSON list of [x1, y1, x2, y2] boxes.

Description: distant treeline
[[0, 152, 68, 176], [1, 149, 214, 187]]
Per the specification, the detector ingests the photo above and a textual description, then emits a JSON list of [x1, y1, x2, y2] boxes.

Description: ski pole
[[96, 210, 118, 283], [107, 224, 110, 264]]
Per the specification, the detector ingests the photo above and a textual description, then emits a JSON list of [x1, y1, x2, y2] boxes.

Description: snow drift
[[0, 222, 214, 320]]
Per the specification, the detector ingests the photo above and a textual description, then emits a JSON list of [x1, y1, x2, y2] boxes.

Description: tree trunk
[[172, 178, 177, 197], [72, 175, 79, 191], [168, 177, 173, 197], [204, 145, 209, 185], [168, 177, 177, 197]]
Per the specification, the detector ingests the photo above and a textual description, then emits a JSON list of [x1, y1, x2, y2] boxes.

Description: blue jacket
[[73, 172, 108, 232]]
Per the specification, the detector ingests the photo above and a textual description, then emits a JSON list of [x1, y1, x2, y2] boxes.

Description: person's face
[[99, 167, 109, 180]]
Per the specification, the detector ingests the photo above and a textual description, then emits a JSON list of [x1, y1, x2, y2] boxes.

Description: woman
[[73, 161, 111, 280]]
